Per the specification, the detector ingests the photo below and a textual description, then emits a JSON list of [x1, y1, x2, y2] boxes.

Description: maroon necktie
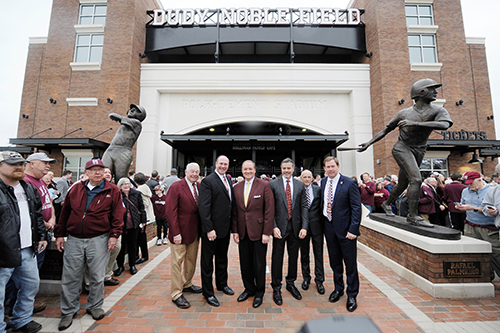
[[193, 182, 199, 206], [286, 179, 292, 220]]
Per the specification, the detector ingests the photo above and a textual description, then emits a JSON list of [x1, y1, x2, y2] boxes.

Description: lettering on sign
[[443, 261, 481, 278], [233, 145, 276, 150], [440, 130, 487, 141], [181, 99, 328, 110], [152, 8, 361, 27]]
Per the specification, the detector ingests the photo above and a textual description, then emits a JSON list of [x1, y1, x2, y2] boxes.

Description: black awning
[[427, 139, 500, 151], [9, 138, 110, 150]]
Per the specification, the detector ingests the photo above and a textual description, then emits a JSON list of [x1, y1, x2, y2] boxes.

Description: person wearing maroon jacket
[[54, 159, 125, 331], [151, 185, 169, 246], [443, 173, 467, 233], [374, 182, 390, 213], [418, 179, 436, 223], [359, 172, 375, 214]]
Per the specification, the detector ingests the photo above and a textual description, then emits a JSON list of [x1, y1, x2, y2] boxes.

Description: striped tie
[[327, 180, 333, 221], [193, 182, 199, 206], [306, 187, 311, 207], [286, 179, 292, 220]]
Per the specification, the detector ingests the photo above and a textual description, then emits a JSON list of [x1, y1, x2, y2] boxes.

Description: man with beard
[[0, 151, 47, 333]]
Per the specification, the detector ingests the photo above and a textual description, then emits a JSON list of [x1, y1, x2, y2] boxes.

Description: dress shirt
[[282, 176, 294, 197], [323, 173, 341, 218], [216, 170, 231, 199], [185, 178, 198, 200]]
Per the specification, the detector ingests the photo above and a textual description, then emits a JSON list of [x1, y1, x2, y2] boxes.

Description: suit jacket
[[320, 174, 361, 238], [306, 185, 323, 236], [165, 179, 200, 244], [231, 178, 274, 241], [269, 177, 309, 237], [198, 172, 233, 238]]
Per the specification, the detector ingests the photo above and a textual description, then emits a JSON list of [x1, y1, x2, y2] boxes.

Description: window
[[420, 158, 448, 179], [74, 34, 104, 62], [408, 34, 437, 63], [79, 4, 107, 25], [405, 4, 433, 26], [63, 156, 92, 183]]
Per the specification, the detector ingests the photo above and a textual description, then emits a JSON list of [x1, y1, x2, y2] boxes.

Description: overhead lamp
[[209, 128, 215, 132], [302, 128, 307, 132], [49, 98, 57, 104], [398, 99, 405, 105], [487, 115, 494, 120], [456, 99, 463, 106], [106, 98, 113, 104], [468, 151, 483, 164]]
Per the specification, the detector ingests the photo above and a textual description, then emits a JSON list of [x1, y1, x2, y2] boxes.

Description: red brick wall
[[360, 225, 490, 283]]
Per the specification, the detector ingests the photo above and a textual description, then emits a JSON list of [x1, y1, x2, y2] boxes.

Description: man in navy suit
[[321, 156, 361, 312], [269, 158, 309, 306]]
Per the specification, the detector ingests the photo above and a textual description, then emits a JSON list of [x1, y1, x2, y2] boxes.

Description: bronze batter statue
[[358, 79, 453, 227], [102, 104, 146, 183]]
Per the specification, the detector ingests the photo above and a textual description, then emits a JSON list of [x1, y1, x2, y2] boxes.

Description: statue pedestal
[[359, 215, 494, 298]]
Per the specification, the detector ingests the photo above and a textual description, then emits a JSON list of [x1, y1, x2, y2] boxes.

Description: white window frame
[[74, 33, 104, 63], [78, 4, 107, 25], [420, 157, 449, 178], [408, 34, 438, 63], [405, 4, 434, 26]]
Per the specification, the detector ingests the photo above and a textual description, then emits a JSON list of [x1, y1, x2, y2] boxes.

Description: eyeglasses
[[87, 168, 104, 174]]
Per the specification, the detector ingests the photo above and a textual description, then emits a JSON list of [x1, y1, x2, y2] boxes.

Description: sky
[[0, 0, 498, 147]]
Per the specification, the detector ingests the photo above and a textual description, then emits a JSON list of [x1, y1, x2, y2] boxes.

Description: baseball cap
[[463, 171, 482, 185], [154, 185, 162, 191], [0, 151, 26, 164], [85, 159, 105, 170], [26, 152, 56, 164]]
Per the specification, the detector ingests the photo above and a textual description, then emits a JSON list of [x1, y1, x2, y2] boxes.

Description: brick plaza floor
[[31, 238, 500, 333]]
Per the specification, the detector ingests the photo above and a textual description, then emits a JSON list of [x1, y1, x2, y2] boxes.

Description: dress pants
[[299, 232, 325, 284], [271, 225, 300, 290], [201, 233, 230, 298], [137, 225, 149, 260], [238, 236, 268, 298], [324, 219, 359, 297], [60, 234, 109, 316], [117, 228, 139, 268], [170, 237, 199, 301]]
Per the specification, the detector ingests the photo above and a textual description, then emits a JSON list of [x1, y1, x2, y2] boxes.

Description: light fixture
[[487, 115, 494, 120], [468, 151, 483, 164], [139, 53, 147, 59], [456, 99, 463, 106], [398, 99, 405, 105], [301, 128, 307, 132], [49, 98, 57, 104], [209, 128, 215, 132], [106, 98, 113, 104], [22, 114, 29, 119], [365, 52, 373, 58]]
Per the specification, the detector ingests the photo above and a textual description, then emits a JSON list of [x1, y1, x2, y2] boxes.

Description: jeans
[[0, 248, 40, 332]]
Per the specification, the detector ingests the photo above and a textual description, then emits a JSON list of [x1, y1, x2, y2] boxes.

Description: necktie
[[244, 181, 250, 207], [286, 179, 292, 220], [327, 179, 333, 221], [193, 182, 199, 206], [223, 176, 230, 197], [306, 187, 311, 207]]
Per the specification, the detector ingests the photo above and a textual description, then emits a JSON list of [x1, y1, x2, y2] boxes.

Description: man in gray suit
[[269, 158, 309, 306]]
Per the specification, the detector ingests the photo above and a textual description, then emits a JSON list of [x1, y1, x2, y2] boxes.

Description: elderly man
[[0, 151, 47, 333], [198, 156, 235, 307], [54, 159, 125, 331], [166, 163, 202, 309], [457, 171, 500, 281]]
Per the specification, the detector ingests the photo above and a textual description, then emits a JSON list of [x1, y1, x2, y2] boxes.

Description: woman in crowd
[[359, 172, 376, 214], [134, 172, 154, 264], [374, 181, 390, 213], [114, 177, 146, 276]]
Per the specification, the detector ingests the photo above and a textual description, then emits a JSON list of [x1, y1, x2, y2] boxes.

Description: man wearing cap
[[443, 173, 467, 233], [161, 168, 181, 194], [0, 151, 47, 333], [358, 78, 453, 227], [456, 171, 500, 281], [54, 159, 125, 330]]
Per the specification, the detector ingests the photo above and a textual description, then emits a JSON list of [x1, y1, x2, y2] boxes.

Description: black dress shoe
[[301, 280, 310, 290], [347, 296, 357, 312], [104, 278, 120, 286], [136, 258, 147, 265], [14, 320, 42, 333], [253, 297, 263, 308], [218, 286, 235, 295], [273, 290, 283, 306], [206, 296, 220, 307], [328, 290, 344, 303], [237, 291, 252, 302], [173, 295, 190, 309], [316, 282, 325, 295], [286, 284, 302, 300], [130, 266, 137, 275], [113, 267, 124, 277], [183, 285, 203, 293]]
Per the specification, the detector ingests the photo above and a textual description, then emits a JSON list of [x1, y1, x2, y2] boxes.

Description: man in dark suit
[[321, 156, 361, 312], [269, 158, 309, 306], [198, 155, 235, 307], [299, 169, 325, 294], [232, 160, 274, 308], [165, 162, 203, 309]]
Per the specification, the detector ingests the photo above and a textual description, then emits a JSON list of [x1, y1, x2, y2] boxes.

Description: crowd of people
[[3, 148, 500, 333]]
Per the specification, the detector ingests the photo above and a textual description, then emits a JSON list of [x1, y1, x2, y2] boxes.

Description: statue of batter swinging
[[358, 79, 453, 227]]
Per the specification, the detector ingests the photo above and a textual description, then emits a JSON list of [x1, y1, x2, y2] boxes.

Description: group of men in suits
[[165, 155, 361, 312]]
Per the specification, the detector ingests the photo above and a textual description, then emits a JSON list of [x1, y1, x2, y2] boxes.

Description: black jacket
[[122, 188, 146, 229], [0, 178, 47, 267]]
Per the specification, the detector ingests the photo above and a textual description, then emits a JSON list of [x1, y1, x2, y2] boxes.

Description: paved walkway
[[32, 238, 500, 333]]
